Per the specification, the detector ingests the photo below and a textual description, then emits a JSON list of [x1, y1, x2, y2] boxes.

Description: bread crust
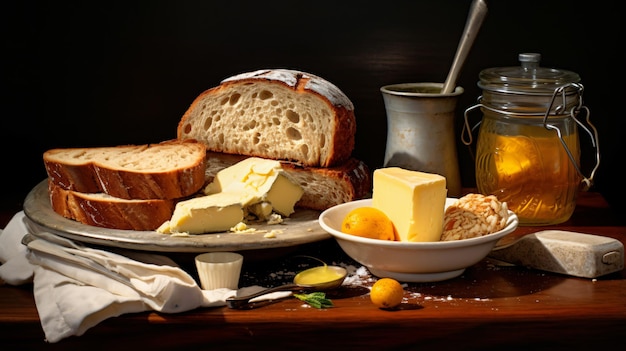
[[43, 140, 207, 200], [177, 69, 356, 167], [48, 181, 176, 231]]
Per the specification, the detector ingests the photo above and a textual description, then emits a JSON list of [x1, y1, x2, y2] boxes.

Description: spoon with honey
[[226, 264, 347, 309]]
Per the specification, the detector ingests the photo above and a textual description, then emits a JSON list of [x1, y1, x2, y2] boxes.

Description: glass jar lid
[[478, 53, 581, 95]]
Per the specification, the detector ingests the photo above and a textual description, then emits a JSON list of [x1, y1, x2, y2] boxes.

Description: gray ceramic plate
[[23, 180, 330, 253]]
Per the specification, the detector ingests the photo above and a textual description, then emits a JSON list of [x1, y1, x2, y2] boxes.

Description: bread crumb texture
[[45, 142, 204, 172], [179, 69, 355, 167]]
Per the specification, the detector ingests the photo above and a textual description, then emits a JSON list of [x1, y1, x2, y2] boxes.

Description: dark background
[[2, 0, 624, 221]]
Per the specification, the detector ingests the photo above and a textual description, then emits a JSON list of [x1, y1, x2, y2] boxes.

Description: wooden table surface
[[1, 191, 625, 350]]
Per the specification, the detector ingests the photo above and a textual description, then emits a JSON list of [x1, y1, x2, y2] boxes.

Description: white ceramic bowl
[[319, 198, 519, 282]]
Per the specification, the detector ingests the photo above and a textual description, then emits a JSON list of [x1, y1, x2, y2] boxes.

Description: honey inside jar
[[467, 53, 599, 226], [475, 116, 581, 225]]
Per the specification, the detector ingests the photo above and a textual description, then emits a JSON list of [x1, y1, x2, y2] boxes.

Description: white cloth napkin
[[0, 211, 290, 343]]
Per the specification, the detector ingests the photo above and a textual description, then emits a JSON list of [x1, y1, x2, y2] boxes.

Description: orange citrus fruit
[[341, 207, 396, 241], [370, 277, 404, 309]]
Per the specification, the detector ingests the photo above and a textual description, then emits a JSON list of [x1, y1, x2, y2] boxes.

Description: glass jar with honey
[[463, 53, 600, 225]]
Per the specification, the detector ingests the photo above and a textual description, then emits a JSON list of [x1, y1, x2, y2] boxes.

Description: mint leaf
[[293, 292, 334, 309]]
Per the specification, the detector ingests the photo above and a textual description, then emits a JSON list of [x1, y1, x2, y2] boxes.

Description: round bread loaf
[[177, 69, 356, 168]]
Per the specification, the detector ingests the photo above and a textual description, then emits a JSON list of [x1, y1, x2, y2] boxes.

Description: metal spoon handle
[[441, 0, 488, 94], [226, 283, 304, 309]]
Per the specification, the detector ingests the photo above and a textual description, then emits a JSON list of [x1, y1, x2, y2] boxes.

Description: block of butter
[[372, 167, 447, 242], [158, 157, 304, 235], [204, 157, 303, 217], [158, 192, 244, 234]]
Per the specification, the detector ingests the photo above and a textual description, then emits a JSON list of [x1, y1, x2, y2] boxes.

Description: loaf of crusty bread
[[204, 151, 371, 211], [43, 140, 207, 200], [177, 69, 356, 168], [48, 181, 176, 231]]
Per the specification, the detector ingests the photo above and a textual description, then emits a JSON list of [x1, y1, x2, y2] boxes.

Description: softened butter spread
[[204, 157, 303, 216], [372, 167, 447, 242], [158, 157, 303, 235], [294, 266, 344, 285], [160, 192, 245, 234]]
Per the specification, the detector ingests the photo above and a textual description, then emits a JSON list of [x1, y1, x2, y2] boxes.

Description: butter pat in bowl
[[319, 198, 519, 282]]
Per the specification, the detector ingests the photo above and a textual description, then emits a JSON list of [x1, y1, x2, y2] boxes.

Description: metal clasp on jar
[[543, 82, 600, 191], [463, 82, 600, 191]]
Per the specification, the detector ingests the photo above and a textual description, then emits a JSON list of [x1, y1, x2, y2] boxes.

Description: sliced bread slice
[[43, 140, 207, 200], [48, 181, 176, 231]]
